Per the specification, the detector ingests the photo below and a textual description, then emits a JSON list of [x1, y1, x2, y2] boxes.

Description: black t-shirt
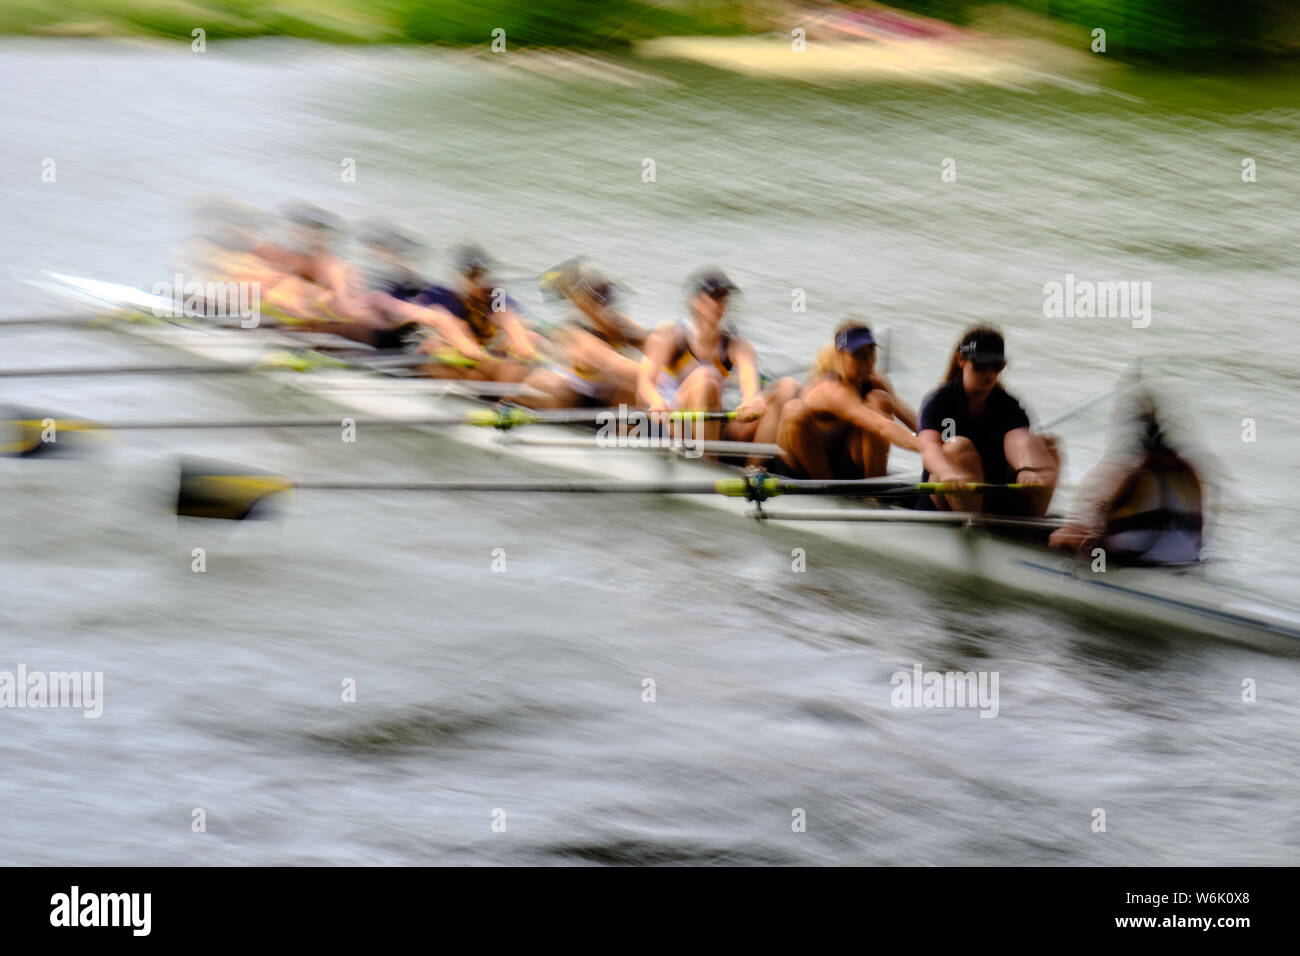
[[918, 381, 1031, 483]]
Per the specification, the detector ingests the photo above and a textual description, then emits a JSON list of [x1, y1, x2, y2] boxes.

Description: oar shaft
[[15, 407, 737, 432], [0, 351, 442, 379], [296, 479, 729, 494], [288, 477, 1025, 496], [0, 362, 252, 379]]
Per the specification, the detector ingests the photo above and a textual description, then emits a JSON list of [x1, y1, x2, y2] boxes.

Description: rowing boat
[[27, 271, 1300, 649]]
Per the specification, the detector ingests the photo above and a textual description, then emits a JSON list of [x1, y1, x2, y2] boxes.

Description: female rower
[[916, 326, 1059, 516], [776, 321, 919, 479], [413, 245, 543, 384], [636, 269, 797, 447], [258, 218, 481, 353], [183, 199, 340, 322], [522, 260, 648, 408]]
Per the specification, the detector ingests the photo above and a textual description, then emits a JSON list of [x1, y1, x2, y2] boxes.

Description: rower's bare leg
[[1005, 431, 1062, 517], [674, 366, 724, 443], [491, 360, 531, 384], [730, 378, 800, 465], [519, 369, 581, 409], [444, 355, 522, 384], [930, 435, 984, 512], [856, 390, 895, 478], [775, 399, 834, 479], [609, 383, 639, 408], [263, 276, 326, 319]]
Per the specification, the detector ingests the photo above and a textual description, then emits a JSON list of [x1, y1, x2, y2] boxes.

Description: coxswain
[[1049, 399, 1204, 564]]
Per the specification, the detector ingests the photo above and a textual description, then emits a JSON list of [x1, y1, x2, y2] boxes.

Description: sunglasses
[[972, 359, 1006, 373]]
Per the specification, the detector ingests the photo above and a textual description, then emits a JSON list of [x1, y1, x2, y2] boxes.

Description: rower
[[250, 202, 354, 306], [1049, 401, 1203, 564], [522, 259, 648, 408], [636, 269, 796, 447], [182, 199, 332, 321], [412, 244, 542, 384], [355, 220, 430, 303], [344, 223, 489, 352], [776, 321, 919, 479], [916, 326, 1059, 516]]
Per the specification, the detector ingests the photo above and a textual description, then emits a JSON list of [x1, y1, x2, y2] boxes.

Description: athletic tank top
[[664, 322, 735, 381]]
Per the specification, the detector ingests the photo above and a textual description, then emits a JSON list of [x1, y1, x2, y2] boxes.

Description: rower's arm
[[637, 325, 676, 410], [1063, 458, 1132, 533], [731, 340, 762, 404], [413, 302, 487, 359], [917, 429, 953, 477], [613, 311, 650, 350], [499, 308, 540, 361], [565, 326, 641, 379], [871, 372, 918, 432], [252, 242, 310, 276], [1049, 457, 1132, 552], [373, 296, 479, 354], [1005, 427, 1060, 486], [807, 381, 918, 452], [316, 254, 360, 299]]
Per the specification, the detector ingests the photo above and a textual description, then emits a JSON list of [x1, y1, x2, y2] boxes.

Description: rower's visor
[[959, 335, 1005, 367], [692, 270, 738, 299], [835, 326, 876, 353]]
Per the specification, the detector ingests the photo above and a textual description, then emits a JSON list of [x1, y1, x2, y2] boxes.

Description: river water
[[1, 39, 1298, 865]]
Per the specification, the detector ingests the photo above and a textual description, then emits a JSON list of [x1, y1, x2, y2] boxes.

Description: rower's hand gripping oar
[[174, 458, 1035, 521]]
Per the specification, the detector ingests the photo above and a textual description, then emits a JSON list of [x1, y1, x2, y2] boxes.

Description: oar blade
[[0, 406, 107, 458], [176, 457, 295, 520]]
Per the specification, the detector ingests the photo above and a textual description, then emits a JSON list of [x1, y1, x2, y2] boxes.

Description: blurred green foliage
[[890, 0, 1297, 62], [399, 0, 746, 48], [0, 0, 1294, 62]]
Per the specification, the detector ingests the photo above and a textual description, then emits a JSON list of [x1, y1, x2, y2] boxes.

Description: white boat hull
[[32, 273, 1300, 649]]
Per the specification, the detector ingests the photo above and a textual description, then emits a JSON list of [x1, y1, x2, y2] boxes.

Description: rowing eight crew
[[191, 202, 1203, 561]]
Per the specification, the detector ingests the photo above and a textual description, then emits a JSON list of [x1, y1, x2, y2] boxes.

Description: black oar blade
[[0, 406, 106, 458], [176, 457, 295, 520]]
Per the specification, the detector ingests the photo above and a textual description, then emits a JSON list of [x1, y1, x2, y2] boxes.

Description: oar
[[174, 458, 1031, 520], [1035, 361, 1143, 432], [0, 351, 434, 378], [0, 315, 109, 328], [1036, 385, 1115, 431], [1, 405, 738, 456]]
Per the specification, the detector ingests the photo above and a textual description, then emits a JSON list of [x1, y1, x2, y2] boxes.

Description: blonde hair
[[814, 319, 874, 379]]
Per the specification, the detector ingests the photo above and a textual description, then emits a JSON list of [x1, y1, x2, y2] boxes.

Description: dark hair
[[941, 325, 1005, 386]]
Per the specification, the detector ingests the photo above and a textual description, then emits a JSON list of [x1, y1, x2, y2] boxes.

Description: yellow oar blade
[[176, 459, 295, 520], [0, 407, 109, 457]]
